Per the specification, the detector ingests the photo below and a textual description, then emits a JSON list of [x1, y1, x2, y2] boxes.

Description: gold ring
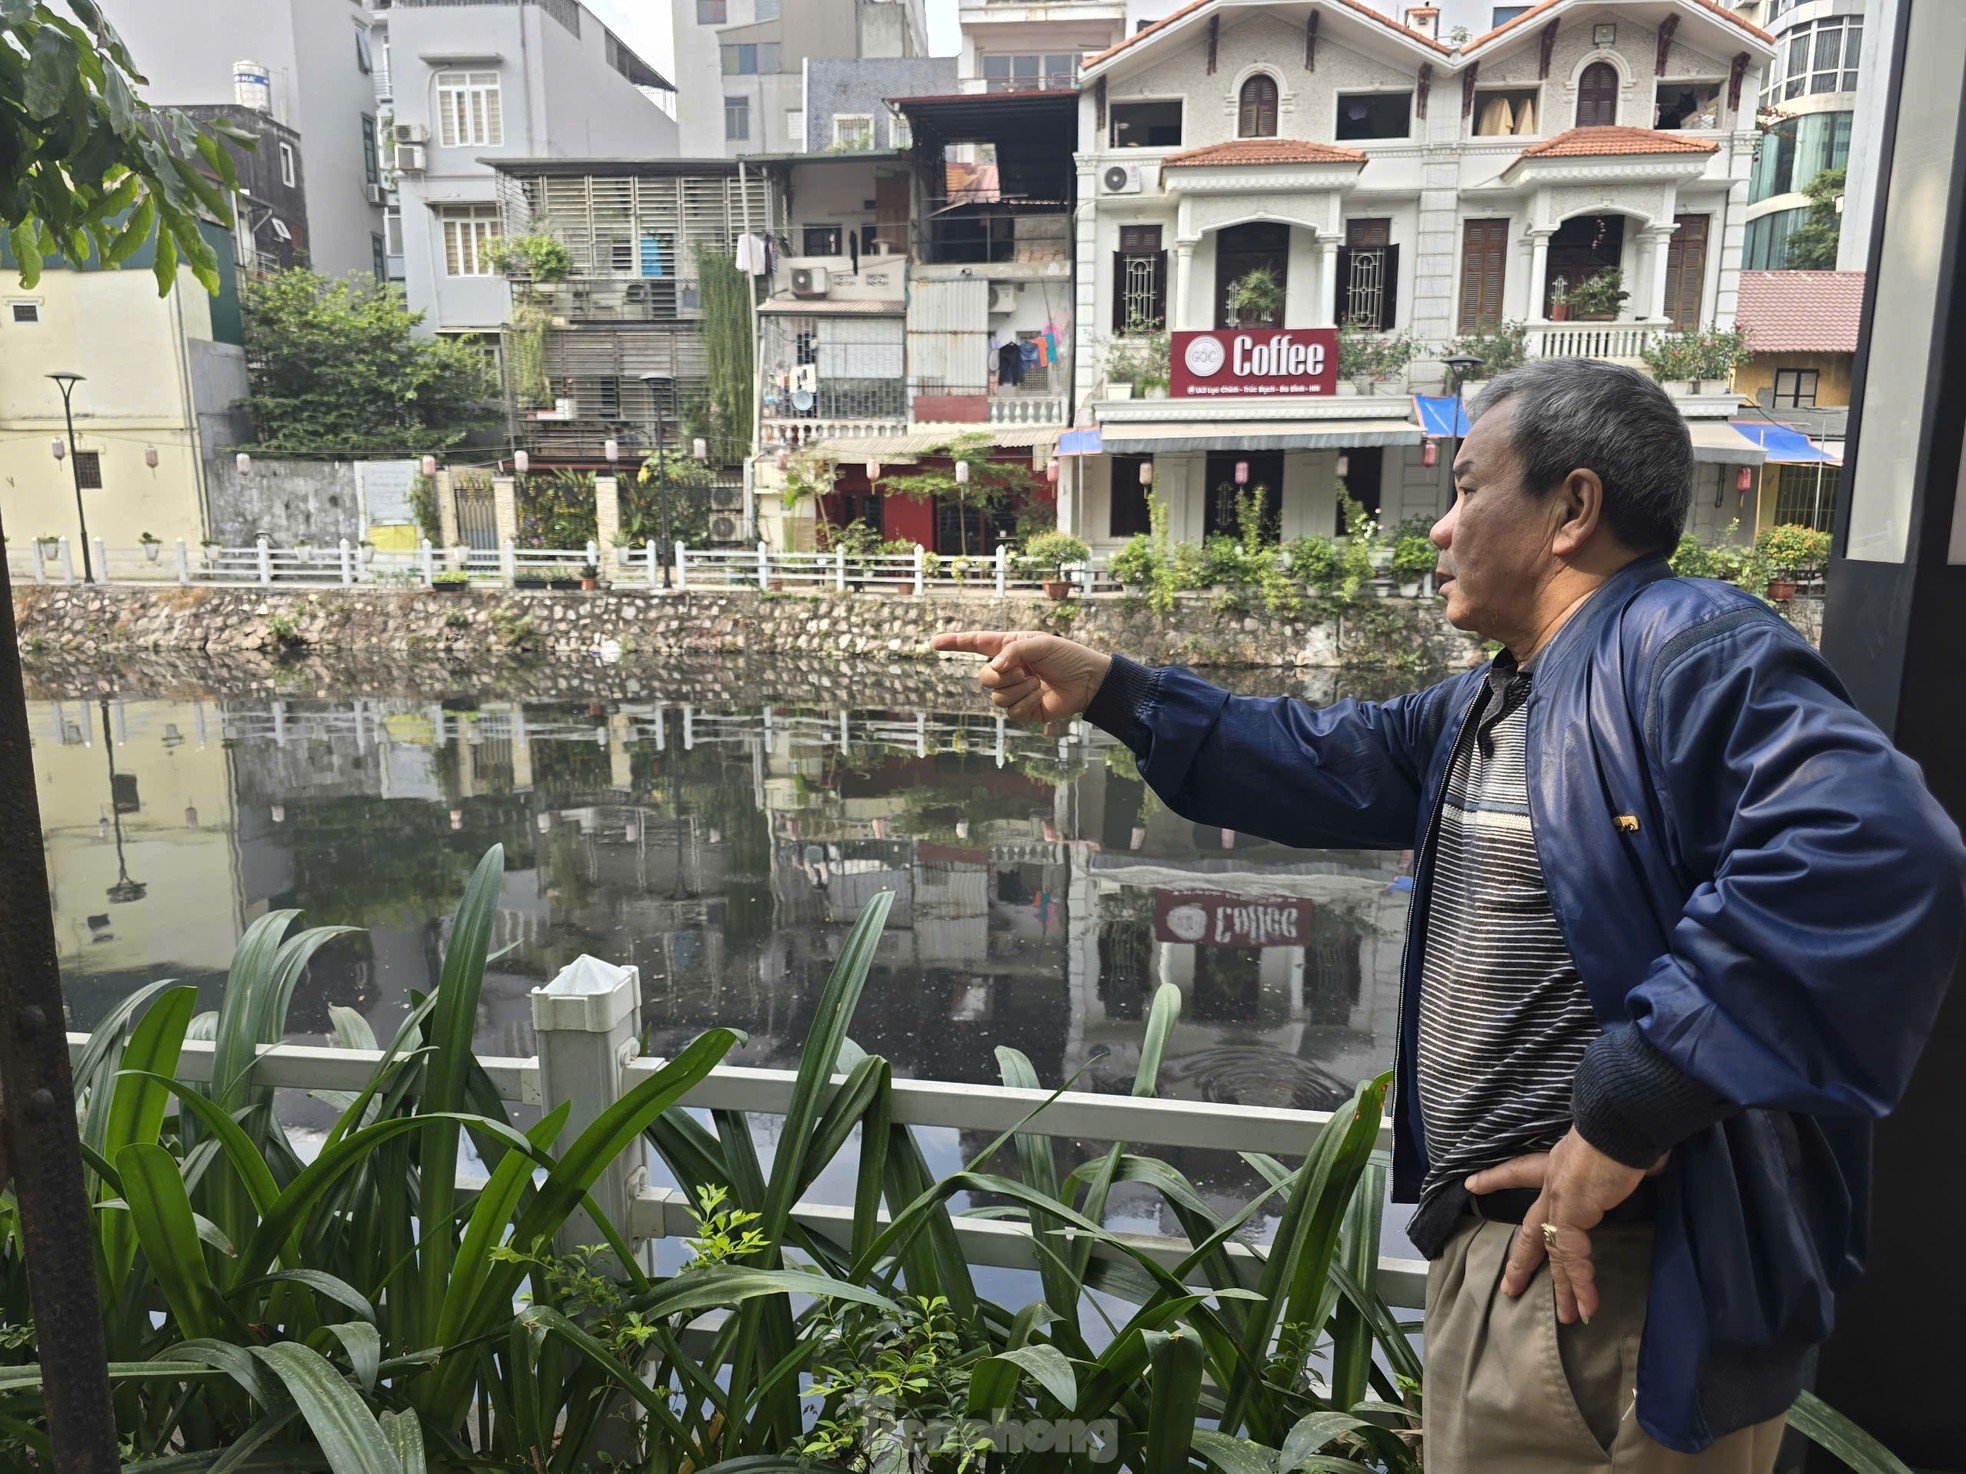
[[1540, 1221, 1560, 1247]]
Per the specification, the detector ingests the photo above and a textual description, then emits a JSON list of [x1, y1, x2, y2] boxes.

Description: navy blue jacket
[[1086, 554, 1964, 1452]]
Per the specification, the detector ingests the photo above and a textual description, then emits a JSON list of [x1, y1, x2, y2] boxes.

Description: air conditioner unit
[[710, 484, 744, 511], [790, 265, 830, 297], [365, 183, 387, 206], [392, 122, 428, 146], [709, 514, 741, 543], [393, 143, 426, 173], [988, 283, 1018, 314], [1101, 163, 1144, 195]]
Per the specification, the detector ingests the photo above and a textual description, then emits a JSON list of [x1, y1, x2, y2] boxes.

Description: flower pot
[[514, 575, 549, 590], [1105, 381, 1135, 401], [1042, 578, 1071, 601], [360, 543, 377, 565], [432, 581, 467, 595], [1766, 578, 1798, 602], [142, 541, 162, 563], [1141, 383, 1169, 400], [1687, 378, 1705, 396], [580, 576, 598, 591], [1398, 578, 1422, 598], [1550, 303, 1571, 322], [767, 578, 786, 592]]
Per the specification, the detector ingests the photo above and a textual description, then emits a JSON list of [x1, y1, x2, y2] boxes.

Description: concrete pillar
[[1644, 224, 1677, 323], [1527, 229, 1554, 320], [435, 468, 460, 551], [1286, 227, 1321, 328], [510, 703, 533, 791], [1172, 242, 1195, 332], [1319, 236, 1342, 327], [492, 476, 519, 549], [595, 475, 621, 567], [608, 712, 633, 790]]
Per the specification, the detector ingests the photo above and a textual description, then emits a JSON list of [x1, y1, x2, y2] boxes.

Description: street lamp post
[[639, 371, 674, 588], [1440, 353, 1484, 502], [48, 373, 91, 582]]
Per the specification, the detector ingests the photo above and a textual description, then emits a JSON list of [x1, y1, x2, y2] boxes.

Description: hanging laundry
[[1019, 339, 1040, 370], [998, 340, 1024, 386], [1514, 95, 1537, 135], [848, 231, 860, 274], [640, 235, 665, 277]]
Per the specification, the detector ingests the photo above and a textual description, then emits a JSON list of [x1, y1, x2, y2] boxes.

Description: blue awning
[[1729, 421, 1842, 465], [1057, 426, 1103, 456], [1412, 395, 1471, 438]]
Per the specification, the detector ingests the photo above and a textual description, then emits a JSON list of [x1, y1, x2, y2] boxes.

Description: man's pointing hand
[[931, 631, 1113, 725]]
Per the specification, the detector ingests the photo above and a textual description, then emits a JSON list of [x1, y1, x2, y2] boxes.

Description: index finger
[[931, 631, 1015, 658]]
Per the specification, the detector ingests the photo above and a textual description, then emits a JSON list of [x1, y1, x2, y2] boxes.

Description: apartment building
[[1061, 0, 1778, 551], [372, 0, 679, 345], [97, 0, 387, 280], [670, 0, 933, 159]]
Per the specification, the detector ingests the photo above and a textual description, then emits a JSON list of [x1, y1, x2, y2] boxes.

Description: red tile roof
[[1518, 125, 1720, 157], [1084, 0, 1451, 71], [1734, 270, 1867, 354], [1162, 138, 1370, 167], [1461, 0, 1773, 53]]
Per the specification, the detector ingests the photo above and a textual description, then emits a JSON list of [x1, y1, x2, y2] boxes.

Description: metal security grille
[[1121, 255, 1162, 328], [1345, 249, 1386, 330], [454, 472, 497, 551], [1770, 463, 1837, 531]]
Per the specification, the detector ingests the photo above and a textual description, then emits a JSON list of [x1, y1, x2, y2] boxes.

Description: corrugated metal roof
[[757, 296, 905, 316], [814, 428, 1059, 458]]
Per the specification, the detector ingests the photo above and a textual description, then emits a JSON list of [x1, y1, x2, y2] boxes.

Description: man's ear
[[1551, 469, 1605, 557]]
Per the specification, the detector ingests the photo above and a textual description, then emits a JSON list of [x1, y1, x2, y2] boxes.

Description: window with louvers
[[1458, 218, 1509, 333], [1337, 218, 1398, 332], [1239, 74, 1279, 138], [1113, 224, 1167, 332]]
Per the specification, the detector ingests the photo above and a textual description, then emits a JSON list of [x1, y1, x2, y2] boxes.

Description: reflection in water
[[34, 682, 1423, 1121]]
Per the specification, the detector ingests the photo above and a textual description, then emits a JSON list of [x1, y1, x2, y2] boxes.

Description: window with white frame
[[383, 207, 404, 258], [439, 204, 501, 276], [833, 114, 875, 150], [1768, 17, 1863, 101], [725, 96, 750, 140], [278, 141, 296, 187], [892, 113, 911, 149], [787, 109, 806, 147], [436, 71, 503, 148]]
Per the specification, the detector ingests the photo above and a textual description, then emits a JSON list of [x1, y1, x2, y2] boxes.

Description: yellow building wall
[[1733, 352, 1855, 410], [0, 267, 216, 552]]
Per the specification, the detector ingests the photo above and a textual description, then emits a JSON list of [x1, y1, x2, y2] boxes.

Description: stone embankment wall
[[11, 584, 1486, 671]]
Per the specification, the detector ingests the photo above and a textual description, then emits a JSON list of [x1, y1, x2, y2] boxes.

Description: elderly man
[[934, 359, 1964, 1473]]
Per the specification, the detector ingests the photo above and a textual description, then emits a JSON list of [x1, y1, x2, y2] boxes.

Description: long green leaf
[[1144, 1330, 1205, 1474], [248, 1342, 401, 1474], [1329, 1158, 1387, 1412], [1787, 1390, 1915, 1474], [433, 1102, 571, 1344], [984, 1343, 1077, 1412], [99, 987, 198, 1283], [1193, 1428, 1287, 1474], [116, 1143, 239, 1344]]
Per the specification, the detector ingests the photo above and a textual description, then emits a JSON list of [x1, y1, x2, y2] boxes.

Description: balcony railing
[[514, 276, 700, 323], [911, 385, 1070, 428], [1526, 322, 1662, 361], [916, 208, 1070, 266]]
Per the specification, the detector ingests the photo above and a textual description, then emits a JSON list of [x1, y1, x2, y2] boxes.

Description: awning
[[1097, 420, 1423, 454], [1729, 420, 1843, 465], [812, 427, 1058, 459], [1688, 422, 1767, 465], [1058, 426, 1103, 456], [1412, 395, 1471, 438], [757, 296, 904, 316]]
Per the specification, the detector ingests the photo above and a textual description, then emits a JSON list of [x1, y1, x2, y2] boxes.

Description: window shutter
[[1381, 243, 1400, 331], [1335, 246, 1353, 325], [1113, 252, 1128, 332], [1152, 251, 1168, 328]]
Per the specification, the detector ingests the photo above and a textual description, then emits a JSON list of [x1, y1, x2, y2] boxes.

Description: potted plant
[[1389, 520, 1438, 596], [1448, 320, 1530, 381], [1643, 324, 1750, 395], [359, 539, 377, 566], [1102, 322, 1170, 401], [35, 534, 61, 561], [139, 531, 163, 563], [1338, 318, 1420, 395], [432, 570, 470, 594], [1568, 267, 1629, 321], [1021, 530, 1091, 600], [1756, 523, 1830, 600], [486, 232, 574, 286], [578, 560, 600, 591], [1225, 265, 1285, 327], [1547, 275, 1571, 322]]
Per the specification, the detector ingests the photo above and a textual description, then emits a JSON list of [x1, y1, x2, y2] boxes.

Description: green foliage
[[1225, 264, 1286, 323], [430, 571, 469, 588], [627, 449, 717, 547], [1757, 521, 1832, 576], [1285, 535, 1343, 591], [406, 471, 443, 547], [1447, 320, 1529, 378], [517, 468, 597, 548], [1568, 267, 1629, 319], [1338, 491, 1383, 597], [484, 232, 572, 283], [505, 296, 552, 409], [1102, 316, 1173, 390], [698, 251, 755, 466], [1338, 318, 1421, 383], [264, 612, 300, 647], [1784, 166, 1847, 270], [1641, 325, 1751, 383], [882, 432, 1040, 558], [1019, 529, 1090, 577], [240, 270, 495, 452], [0, 2, 244, 298], [1389, 519, 1438, 581], [819, 517, 887, 559]]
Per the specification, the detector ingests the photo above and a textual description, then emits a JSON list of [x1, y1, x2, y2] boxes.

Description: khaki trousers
[[1423, 1215, 1786, 1474]]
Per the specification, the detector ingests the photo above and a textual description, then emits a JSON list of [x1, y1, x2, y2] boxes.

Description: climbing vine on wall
[[697, 250, 753, 466]]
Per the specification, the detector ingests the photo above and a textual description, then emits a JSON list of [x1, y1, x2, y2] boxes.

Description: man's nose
[[1431, 511, 1454, 550]]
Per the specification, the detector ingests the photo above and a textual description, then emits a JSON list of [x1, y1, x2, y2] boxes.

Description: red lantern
[[1736, 465, 1754, 492], [1045, 460, 1059, 484], [1138, 460, 1154, 485], [1422, 440, 1439, 468], [1234, 460, 1250, 485]]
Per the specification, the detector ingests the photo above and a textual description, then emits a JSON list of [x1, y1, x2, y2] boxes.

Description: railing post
[[913, 544, 925, 597], [531, 956, 652, 1269], [57, 538, 73, 584], [835, 548, 847, 591], [256, 536, 272, 587], [586, 539, 599, 574], [994, 544, 1007, 595], [339, 538, 353, 587], [757, 540, 769, 591], [501, 538, 516, 586], [420, 538, 434, 587], [174, 539, 189, 585], [90, 537, 106, 584], [647, 540, 658, 591]]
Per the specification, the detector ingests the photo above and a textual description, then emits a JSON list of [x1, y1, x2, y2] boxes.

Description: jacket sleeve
[[1083, 653, 1464, 851], [1573, 614, 1966, 1165]]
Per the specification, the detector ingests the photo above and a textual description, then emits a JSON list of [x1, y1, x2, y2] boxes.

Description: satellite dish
[[792, 389, 816, 412]]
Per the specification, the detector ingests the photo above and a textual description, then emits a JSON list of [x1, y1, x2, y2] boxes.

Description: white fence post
[[646, 540, 658, 591], [256, 536, 272, 587], [757, 540, 769, 591], [91, 536, 107, 584], [912, 544, 924, 598], [420, 539, 434, 587], [531, 956, 652, 1269], [835, 548, 847, 592], [674, 542, 688, 591], [994, 544, 1007, 596], [501, 538, 516, 586], [174, 539, 189, 585], [56, 539, 73, 584], [585, 540, 599, 573], [339, 538, 353, 587]]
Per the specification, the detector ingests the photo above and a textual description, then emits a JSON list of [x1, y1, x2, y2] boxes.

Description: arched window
[[1238, 73, 1279, 138], [1576, 61, 1619, 127]]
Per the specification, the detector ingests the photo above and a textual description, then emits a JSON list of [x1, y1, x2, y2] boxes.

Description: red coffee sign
[[1153, 891, 1313, 948], [1170, 327, 1339, 398]]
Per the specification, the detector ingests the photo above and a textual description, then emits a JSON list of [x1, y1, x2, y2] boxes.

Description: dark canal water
[[31, 656, 1439, 1250]]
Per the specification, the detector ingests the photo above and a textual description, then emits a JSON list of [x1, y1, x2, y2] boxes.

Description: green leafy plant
[[883, 432, 1040, 558], [264, 611, 301, 647], [1338, 491, 1383, 597], [484, 232, 573, 283], [1225, 264, 1286, 324], [1285, 534, 1343, 592], [1756, 522, 1831, 578], [1339, 317, 1421, 384], [1784, 165, 1847, 270], [1019, 529, 1090, 579], [518, 467, 598, 549], [1389, 518, 1439, 583], [1548, 274, 1571, 310], [1641, 325, 1751, 384], [430, 570, 469, 587], [1101, 315, 1173, 391], [1447, 320, 1529, 378], [1568, 267, 1629, 320]]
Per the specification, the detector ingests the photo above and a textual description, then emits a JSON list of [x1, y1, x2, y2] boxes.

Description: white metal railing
[[61, 1022, 1425, 1309], [1527, 322, 1662, 360], [986, 395, 1067, 425], [763, 416, 910, 447]]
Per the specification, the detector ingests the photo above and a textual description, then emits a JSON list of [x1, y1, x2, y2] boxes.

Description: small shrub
[[265, 612, 301, 647], [1390, 519, 1439, 581], [1110, 533, 1159, 588], [1448, 320, 1529, 379], [1285, 535, 1342, 591], [1756, 522, 1831, 577], [1020, 529, 1091, 578]]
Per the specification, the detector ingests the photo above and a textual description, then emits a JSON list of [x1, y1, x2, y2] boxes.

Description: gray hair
[[1465, 358, 1693, 553]]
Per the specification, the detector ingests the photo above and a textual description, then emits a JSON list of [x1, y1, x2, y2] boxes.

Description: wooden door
[[1338, 218, 1398, 331], [1458, 218, 1509, 333], [873, 171, 911, 257], [1577, 62, 1619, 127], [1663, 214, 1710, 329]]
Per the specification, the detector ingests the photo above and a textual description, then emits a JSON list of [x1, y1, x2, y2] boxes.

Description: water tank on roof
[[234, 60, 272, 114]]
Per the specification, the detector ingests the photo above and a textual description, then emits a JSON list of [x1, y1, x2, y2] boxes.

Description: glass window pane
[[983, 55, 1009, 78]]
